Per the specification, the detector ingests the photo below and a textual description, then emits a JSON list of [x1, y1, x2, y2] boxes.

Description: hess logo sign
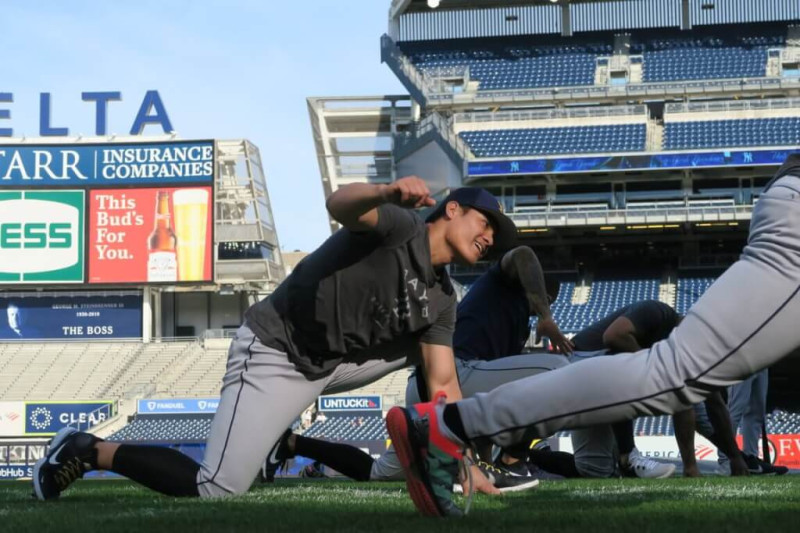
[[0, 191, 85, 283]]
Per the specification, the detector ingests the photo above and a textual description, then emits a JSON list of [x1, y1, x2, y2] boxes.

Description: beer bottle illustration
[[147, 191, 178, 282]]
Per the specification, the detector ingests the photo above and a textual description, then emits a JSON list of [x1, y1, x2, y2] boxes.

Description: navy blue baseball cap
[[425, 187, 518, 254]]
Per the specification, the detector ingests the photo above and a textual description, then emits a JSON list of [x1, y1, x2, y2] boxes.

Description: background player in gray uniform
[[33, 178, 517, 501], [530, 300, 745, 479], [388, 155, 800, 517], [263, 245, 572, 491]]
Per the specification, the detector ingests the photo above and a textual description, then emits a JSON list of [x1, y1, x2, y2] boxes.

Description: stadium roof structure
[[391, 0, 578, 18]]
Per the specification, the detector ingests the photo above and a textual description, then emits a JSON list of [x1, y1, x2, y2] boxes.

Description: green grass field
[[2, 477, 799, 532]]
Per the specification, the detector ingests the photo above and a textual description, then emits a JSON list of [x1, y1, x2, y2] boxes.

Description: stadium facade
[[309, 1, 800, 415]]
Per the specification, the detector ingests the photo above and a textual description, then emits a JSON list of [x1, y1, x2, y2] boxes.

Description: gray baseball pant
[[370, 353, 569, 480], [196, 324, 412, 497], [724, 368, 769, 458], [455, 175, 800, 449]]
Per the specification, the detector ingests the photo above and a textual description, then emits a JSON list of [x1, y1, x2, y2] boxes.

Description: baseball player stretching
[[263, 245, 573, 490], [33, 178, 517, 500], [388, 155, 800, 517]]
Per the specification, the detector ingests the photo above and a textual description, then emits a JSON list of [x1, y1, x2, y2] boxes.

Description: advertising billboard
[[318, 396, 382, 412], [25, 401, 114, 436], [0, 402, 24, 437], [467, 148, 795, 177], [0, 293, 141, 339], [88, 186, 213, 284], [0, 190, 85, 284], [137, 398, 220, 415], [0, 142, 213, 186]]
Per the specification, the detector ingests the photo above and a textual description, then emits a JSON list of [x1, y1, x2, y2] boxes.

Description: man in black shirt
[[260, 245, 572, 490], [34, 177, 517, 502]]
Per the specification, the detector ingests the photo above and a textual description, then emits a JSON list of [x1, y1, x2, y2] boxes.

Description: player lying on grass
[[33, 178, 518, 501], [387, 154, 800, 517], [262, 244, 573, 493]]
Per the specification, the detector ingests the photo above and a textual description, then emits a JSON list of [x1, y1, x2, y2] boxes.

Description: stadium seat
[[663, 117, 800, 151], [459, 124, 646, 158]]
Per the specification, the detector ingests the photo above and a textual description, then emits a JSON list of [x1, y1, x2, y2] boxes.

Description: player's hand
[[537, 317, 574, 355], [382, 176, 435, 209], [460, 464, 501, 496]]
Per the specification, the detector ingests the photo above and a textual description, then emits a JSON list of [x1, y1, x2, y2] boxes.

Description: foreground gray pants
[[197, 325, 412, 497], [370, 353, 568, 480], [457, 176, 800, 448]]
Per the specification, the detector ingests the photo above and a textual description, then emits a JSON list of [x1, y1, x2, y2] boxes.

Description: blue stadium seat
[[459, 124, 646, 158], [303, 415, 387, 441], [545, 277, 661, 333], [108, 415, 213, 443], [664, 117, 800, 151]]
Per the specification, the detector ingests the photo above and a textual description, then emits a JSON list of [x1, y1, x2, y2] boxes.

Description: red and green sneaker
[[386, 392, 465, 517]]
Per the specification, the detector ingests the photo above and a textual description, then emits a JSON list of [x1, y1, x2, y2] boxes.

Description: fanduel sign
[[318, 396, 382, 412], [0, 90, 172, 137], [137, 398, 220, 415]]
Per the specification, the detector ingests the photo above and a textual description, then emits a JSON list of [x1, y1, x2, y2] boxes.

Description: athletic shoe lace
[[53, 457, 85, 490], [632, 454, 663, 471]]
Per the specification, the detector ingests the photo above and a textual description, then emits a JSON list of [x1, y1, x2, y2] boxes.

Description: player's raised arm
[[501, 246, 573, 354], [325, 176, 435, 232]]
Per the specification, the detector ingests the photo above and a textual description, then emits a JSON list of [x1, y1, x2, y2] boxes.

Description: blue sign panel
[[137, 398, 220, 415], [0, 293, 141, 339], [467, 148, 797, 177], [0, 141, 213, 186], [0, 465, 33, 479], [25, 402, 114, 435], [318, 396, 382, 412]]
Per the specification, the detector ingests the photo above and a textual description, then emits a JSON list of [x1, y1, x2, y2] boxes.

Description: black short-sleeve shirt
[[571, 300, 679, 353], [245, 205, 456, 377]]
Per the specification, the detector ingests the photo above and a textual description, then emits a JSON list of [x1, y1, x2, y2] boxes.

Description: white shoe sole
[[453, 477, 540, 494], [635, 463, 676, 479], [33, 427, 78, 501]]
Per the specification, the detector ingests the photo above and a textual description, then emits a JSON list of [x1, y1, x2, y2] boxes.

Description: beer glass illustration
[[173, 189, 209, 281]]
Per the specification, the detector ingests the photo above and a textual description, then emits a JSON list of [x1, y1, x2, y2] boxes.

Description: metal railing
[[395, 112, 473, 165], [507, 204, 754, 228], [426, 76, 800, 105], [453, 104, 647, 125], [665, 96, 800, 114]]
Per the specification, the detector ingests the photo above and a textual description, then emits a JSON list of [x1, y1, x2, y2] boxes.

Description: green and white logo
[[0, 190, 85, 283]]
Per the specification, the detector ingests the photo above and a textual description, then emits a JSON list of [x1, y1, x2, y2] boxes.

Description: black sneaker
[[743, 453, 789, 476], [33, 428, 99, 500], [263, 429, 293, 482], [476, 461, 539, 493], [494, 458, 531, 477]]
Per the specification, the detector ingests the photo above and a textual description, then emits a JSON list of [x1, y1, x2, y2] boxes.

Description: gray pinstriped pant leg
[[456, 177, 800, 449], [197, 325, 411, 497], [370, 353, 568, 480]]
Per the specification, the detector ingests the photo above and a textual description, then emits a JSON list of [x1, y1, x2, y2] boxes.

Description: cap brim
[[477, 208, 518, 257]]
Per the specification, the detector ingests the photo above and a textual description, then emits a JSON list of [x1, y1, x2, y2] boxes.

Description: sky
[[1, 1, 406, 252]]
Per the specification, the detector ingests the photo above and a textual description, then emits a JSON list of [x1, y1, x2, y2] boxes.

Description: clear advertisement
[[0, 293, 141, 339], [24, 401, 114, 436], [88, 186, 213, 283], [0, 190, 85, 284]]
